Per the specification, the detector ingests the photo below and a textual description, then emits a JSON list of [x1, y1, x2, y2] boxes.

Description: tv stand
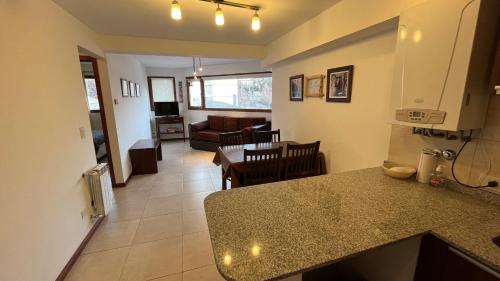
[[155, 116, 186, 142]]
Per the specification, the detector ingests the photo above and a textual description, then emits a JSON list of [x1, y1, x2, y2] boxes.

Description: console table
[[129, 139, 162, 174], [155, 116, 186, 142]]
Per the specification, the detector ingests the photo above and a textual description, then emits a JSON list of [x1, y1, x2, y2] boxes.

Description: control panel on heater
[[395, 109, 446, 124]]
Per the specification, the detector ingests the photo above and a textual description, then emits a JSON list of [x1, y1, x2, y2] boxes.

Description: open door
[[79, 56, 117, 187]]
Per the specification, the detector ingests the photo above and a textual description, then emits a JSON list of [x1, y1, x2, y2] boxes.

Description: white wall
[[0, 0, 103, 280], [271, 30, 397, 173], [147, 61, 272, 134], [105, 54, 152, 182]]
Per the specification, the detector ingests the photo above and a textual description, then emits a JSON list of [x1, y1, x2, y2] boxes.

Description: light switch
[[495, 86, 500, 95], [79, 127, 86, 139], [114, 98, 119, 104]]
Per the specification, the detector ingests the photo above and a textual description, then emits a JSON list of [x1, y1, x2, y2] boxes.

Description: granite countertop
[[204, 168, 500, 281]]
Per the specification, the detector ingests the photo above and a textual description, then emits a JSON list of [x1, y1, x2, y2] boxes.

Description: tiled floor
[[65, 141, 226, 281]]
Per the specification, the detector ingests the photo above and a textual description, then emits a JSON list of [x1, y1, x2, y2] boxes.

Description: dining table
[[213, 141, 327, 189]]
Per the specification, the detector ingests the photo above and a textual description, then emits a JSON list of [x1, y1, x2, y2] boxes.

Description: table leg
[[221, 167, 227, 190]]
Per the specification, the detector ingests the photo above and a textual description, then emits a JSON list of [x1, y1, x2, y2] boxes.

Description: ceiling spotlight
[[215, 4, 225, 26], [198, 58, 203, 72], [171, 0, 182, 20], [251, 11, 260, 31]]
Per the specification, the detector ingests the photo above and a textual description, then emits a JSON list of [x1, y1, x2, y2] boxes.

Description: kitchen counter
[[204, 168, 500, 281]]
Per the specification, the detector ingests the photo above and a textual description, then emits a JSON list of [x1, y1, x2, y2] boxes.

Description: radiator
[[85, 163, 114, 216]]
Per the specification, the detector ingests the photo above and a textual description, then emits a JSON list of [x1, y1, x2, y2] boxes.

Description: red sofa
[[189, 115, 269, 151]]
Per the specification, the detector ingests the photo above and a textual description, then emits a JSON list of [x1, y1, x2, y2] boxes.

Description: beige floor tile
[[107, 200, 147, 222], [120, 237, 182, 281], [182, 192, 211, 211], [183, 170, 212, 182], [143, 195, 182, 217], [113, 188, 150, 204], [183, 179, 214, 194], [149, 273, 182, 281], [182, 210, 208, 234], [65, 247, 129, 281], [83, 219, 139, 254], [133, 213, 182, 244], [150, 173, 184, 184], [126, 175, 154, 189], [149, 181, 183, 199], [182, 231, 215, 271], [182, 265, 225, 281]]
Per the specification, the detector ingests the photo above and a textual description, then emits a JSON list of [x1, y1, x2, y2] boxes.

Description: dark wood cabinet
[[129, 139, 162, 174], [415, 235, 499, 281]]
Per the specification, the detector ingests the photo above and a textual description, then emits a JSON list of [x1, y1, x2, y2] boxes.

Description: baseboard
[[114, 173, 132, 188], [55, 216, 104, 281]]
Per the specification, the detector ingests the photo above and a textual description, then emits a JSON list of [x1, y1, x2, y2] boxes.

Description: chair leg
[[222, 167, 227, 190]]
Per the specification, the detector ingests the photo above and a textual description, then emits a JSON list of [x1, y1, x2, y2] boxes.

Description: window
[[187, 72, 272, 111], [148, 77, 176, 109], [187, 79, 202, 108], [84, 78, 100, 111]]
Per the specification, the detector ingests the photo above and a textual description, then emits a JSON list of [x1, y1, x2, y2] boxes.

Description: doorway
[[79, 56, 117, 187]]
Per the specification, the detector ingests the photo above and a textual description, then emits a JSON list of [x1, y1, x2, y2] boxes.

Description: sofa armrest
[[190, 120, 209, 132], [241, 123, 268, 137]]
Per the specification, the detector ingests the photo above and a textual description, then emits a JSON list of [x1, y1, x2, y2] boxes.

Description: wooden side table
[[156, 116, 186, 142], [129, 139, 162, 174]]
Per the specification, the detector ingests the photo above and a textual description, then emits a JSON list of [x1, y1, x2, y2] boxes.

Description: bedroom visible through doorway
[[79, 56, 117, 187]]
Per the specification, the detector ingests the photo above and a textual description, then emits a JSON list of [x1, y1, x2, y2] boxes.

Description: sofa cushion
[[238, 118, 266, 130], [195, 130, 220, 143], [208, 115, 224, 131], [223, 117, 239, 132]]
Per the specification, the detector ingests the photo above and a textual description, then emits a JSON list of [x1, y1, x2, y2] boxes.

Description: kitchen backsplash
[[388, 94, 500, 187]]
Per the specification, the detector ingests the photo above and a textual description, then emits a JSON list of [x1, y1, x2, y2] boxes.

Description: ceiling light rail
[[170, 0, 261, 31], [199, 0, 260, 11]]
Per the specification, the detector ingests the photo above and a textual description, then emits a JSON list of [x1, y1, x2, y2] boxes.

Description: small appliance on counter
[[416, 148, 438, 183]]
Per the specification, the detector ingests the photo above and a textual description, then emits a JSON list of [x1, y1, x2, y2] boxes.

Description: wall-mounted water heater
[[389, 0, 500, 131]]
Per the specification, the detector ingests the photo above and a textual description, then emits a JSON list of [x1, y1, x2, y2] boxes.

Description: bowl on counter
[[382, 162, 417, 179]]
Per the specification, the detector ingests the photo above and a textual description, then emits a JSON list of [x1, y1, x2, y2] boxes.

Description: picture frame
[[178, 81, 184, 103], [135, 84, 140, 97], [121, 79, 129, 97], [305, 74, 325, 98], [326, 65, 354, 103], [289, 74, 304, 101], [129, 81, 135, 97]]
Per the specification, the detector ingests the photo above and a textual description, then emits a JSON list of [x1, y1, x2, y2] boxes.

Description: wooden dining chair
[[284, 141, 321, 180], [219, 131, 244, 147], [253, 129, 281, 144], [242, 147, 283, 187], [219, 131, 244, 189]]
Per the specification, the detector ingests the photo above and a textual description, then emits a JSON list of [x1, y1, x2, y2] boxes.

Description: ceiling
[[53, 0, 340, 45], [134, 55, 255, 68]]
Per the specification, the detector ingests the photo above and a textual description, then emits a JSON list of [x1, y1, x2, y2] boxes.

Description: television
[[154, 102, 179, 116]]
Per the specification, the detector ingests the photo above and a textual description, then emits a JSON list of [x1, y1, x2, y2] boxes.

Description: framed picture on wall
[[305, 74, 325, 98], [135, 84, 140, 97], [129, 81, 135, 97], [178, 81, 184, 103], [121, 79, 129, 97], [289, 74, 304, 101], [326, 65, 354, 103]]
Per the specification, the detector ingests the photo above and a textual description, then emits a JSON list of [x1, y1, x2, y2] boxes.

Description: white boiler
[[389, 0, 500, 131]]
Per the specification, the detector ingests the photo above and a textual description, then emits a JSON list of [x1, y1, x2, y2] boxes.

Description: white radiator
[[85, 163, 114, 216]]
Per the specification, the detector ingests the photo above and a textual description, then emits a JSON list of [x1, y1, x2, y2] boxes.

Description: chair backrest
[[284, 141, 321, 180], [242, 147, 283, 187], [253, 129, 281, 144], [219, 131, 243, 147]]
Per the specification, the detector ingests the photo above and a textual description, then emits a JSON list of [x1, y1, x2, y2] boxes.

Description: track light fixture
[[215, 4, 225, 26], [198, 58, 203, 72], [171, 0, 182, 20], [251, 11, 260, 31], [171, 1, 262, 31]]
